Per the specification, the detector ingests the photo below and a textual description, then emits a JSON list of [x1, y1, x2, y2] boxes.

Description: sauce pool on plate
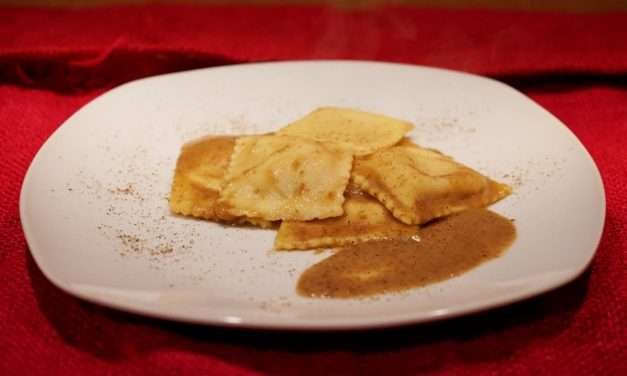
[[297, 208, 516, 298]]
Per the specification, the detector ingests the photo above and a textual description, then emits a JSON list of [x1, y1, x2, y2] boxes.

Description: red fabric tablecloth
[[1, 5, 626, 375]]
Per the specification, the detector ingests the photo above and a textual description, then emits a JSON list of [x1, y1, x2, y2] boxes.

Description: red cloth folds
[[1, 6, 627, 90], [0, 5, 625, 375]]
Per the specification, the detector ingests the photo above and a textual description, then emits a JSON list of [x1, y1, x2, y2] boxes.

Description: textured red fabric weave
[[1, 5, 625, 375]]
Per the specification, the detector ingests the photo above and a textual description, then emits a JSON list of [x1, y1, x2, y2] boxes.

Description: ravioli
[[275, 185, 418, 250], [218, 134, 353, 221], [169, 136, 235, 219], [351, 144, 511, 225], [277, 107, 414, 156], [169, 135, 273, 228], [396, 137, 418, 148]]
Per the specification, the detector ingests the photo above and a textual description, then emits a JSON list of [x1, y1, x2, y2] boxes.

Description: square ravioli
[[351, 144, 511, 225], [277, 107, 414, 156], [169, 135, 273, 228], [169, 136, 235, 219], [275, 185, 418, 250], [218, 135, 353, 221]]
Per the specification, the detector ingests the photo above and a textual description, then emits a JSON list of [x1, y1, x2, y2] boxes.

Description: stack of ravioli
[[170, 107, 511, 250]]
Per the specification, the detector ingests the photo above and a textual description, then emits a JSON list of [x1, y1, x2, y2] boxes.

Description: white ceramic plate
[[20, 61, 605, 330]]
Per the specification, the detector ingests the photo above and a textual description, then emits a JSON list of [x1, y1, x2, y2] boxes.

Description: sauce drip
[[297, 208, 516, 298]]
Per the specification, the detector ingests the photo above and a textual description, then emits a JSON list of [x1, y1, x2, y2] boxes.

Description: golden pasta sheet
[[396, 137, 418, 148], [169, 135, 273, 228], [351, 144, 512, 225], [275, 186, 418, 250], [169, 136, 234, 219], [277, 107, 414, 156], [218, 134, 353, 221]]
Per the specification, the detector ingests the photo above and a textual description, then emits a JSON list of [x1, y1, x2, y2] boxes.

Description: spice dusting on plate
[[297, 209, 516, 298]]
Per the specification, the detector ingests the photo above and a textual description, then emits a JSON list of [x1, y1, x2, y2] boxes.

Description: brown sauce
[[297, 208, 516, 298]]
